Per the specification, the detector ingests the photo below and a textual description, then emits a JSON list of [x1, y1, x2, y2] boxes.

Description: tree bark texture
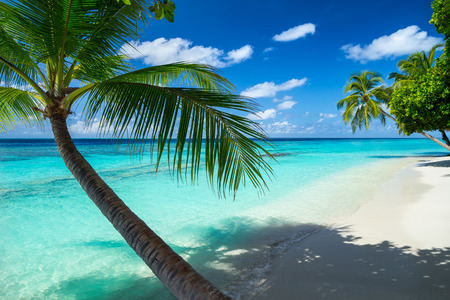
[[50, 113, 231, 300]]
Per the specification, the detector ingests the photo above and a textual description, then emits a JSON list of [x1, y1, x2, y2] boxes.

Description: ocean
[[0, 138, 446, 299]]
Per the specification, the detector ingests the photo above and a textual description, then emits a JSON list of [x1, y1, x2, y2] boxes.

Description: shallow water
[[0, 138, 446, 299]]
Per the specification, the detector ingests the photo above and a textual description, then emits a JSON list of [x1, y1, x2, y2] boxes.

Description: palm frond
[[338, 70, 387, 132], [79, 81, 273, 196], [71, 55, 132, 84], [0, 21, 41, 87], [344, 82, 364, 94], [109, 62, 235, 92], [0, 0, 66, 63], [0, 86, 44, 131], [336, 94, 358, 110]]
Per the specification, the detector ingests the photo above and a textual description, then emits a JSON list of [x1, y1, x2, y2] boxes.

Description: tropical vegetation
[[337, 67, 450, 151], [337, 71, 392, 133], [0, 0, 273, 299], [389, 0, 450, 145], [390, 53, 450, 144], [388, 44, 443, 89], [338, 1, 450, 151]]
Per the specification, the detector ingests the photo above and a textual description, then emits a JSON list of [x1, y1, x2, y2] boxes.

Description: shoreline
[[249, 155, 450, 299]]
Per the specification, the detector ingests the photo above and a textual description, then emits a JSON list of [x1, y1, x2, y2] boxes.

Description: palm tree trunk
[[380, 110, 450, 151], [379, 109, 397, 123], [440, 131, 450, 146], [420, 131, 450, 151], [50, 112, 230, 300]]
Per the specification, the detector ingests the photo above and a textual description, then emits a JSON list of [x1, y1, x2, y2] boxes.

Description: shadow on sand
[[419, 159, 450, 168], [253, 228, 450, 300], [36, 218, 450, 299]]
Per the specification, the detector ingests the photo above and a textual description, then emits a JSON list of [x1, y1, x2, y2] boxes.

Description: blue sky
[[2, 0, 444, 138]]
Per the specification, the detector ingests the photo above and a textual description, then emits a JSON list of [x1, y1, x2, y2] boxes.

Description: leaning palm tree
[[389, 44, 444, 89], [388, 44, 450, 146], [337, 71, 450, 151], [0, 1, 273, 299]]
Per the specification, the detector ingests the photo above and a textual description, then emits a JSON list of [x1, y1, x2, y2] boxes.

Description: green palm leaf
[[79, 81, 273, 196], [0, 86, 44, 131], [108, 62, 235, 92], [337, 71, 392, 133], [389, 44, 444, 89]]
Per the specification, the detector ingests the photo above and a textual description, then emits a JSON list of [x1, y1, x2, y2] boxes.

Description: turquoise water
[[0, 138, 446, 299]]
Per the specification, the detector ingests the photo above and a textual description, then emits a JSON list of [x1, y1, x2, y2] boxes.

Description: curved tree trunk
[[380, 110, 450, 151], [440, 131, 450, 146], [419, 131, 450, 151], [50, 112, 230, 300]]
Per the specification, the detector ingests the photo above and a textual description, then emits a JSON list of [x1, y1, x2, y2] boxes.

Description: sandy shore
[[250, 156, 450, 299]]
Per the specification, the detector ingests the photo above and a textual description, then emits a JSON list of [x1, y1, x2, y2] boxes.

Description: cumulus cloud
[[273, 95, 293, 102], [247, 108, 277, 120], [263, 47, 274, 53], [263, 121, 298, 134], [273, 23, 316, 42], [318, 113, 337, 122], [341, 26, 443, 62], [121, 38, 253, 68], [276, 100, 297, 110], [241, 78, 307, 98], [224, 45, 253, 64], [69, 120, 101, 135]]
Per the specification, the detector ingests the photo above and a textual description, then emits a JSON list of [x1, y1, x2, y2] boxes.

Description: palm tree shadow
[[252, 228, 450, 299], [418, 159, 450, 168], [38, 220, 450, 299]]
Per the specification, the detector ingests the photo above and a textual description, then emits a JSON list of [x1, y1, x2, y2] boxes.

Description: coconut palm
[[389, 44, 444, 89], [337, 71, 392, 132], [0, 1, 273, 299], [338, 71, 450, 151], [388, 44, 450, 146]]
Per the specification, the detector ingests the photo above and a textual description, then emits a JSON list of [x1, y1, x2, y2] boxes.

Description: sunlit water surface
[[0, 138, 445, 299]]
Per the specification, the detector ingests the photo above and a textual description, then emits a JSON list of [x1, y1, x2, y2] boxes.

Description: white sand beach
[[251, 156, 450, 299]]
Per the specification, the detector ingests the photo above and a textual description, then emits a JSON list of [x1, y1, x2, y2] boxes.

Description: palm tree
[[337, 71, 450, 151], [0, 1, 273, 299], [388, 44, 450, 146], [337, 71, 392, 132], [389, 44, 444, 89]]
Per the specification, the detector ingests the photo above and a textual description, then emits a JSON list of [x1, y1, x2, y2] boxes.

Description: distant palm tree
[[337, 71, 392, 132], [0, 1, 273, 299], [389, 44, 450, 146], [389, 44, 444, 88], [337, 71, 450, 151]]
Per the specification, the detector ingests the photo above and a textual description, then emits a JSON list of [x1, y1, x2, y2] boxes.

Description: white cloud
[[276, 100, 297, 110], [263, 121, 298, 134], [318, 113, 337, 122], [341, 26, 443, 62], [263, 47, 274, 53], [69, 120, 101, 135], [273, 95, 293, 102], [247, 108, 277, 120], [241, 78, 307, 98], [273, 23, 316, 42], [224, 45, 254, 65], [0, 81, 34, 92], [121, 38, 253, 68], [298, 125, 316, 134]]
